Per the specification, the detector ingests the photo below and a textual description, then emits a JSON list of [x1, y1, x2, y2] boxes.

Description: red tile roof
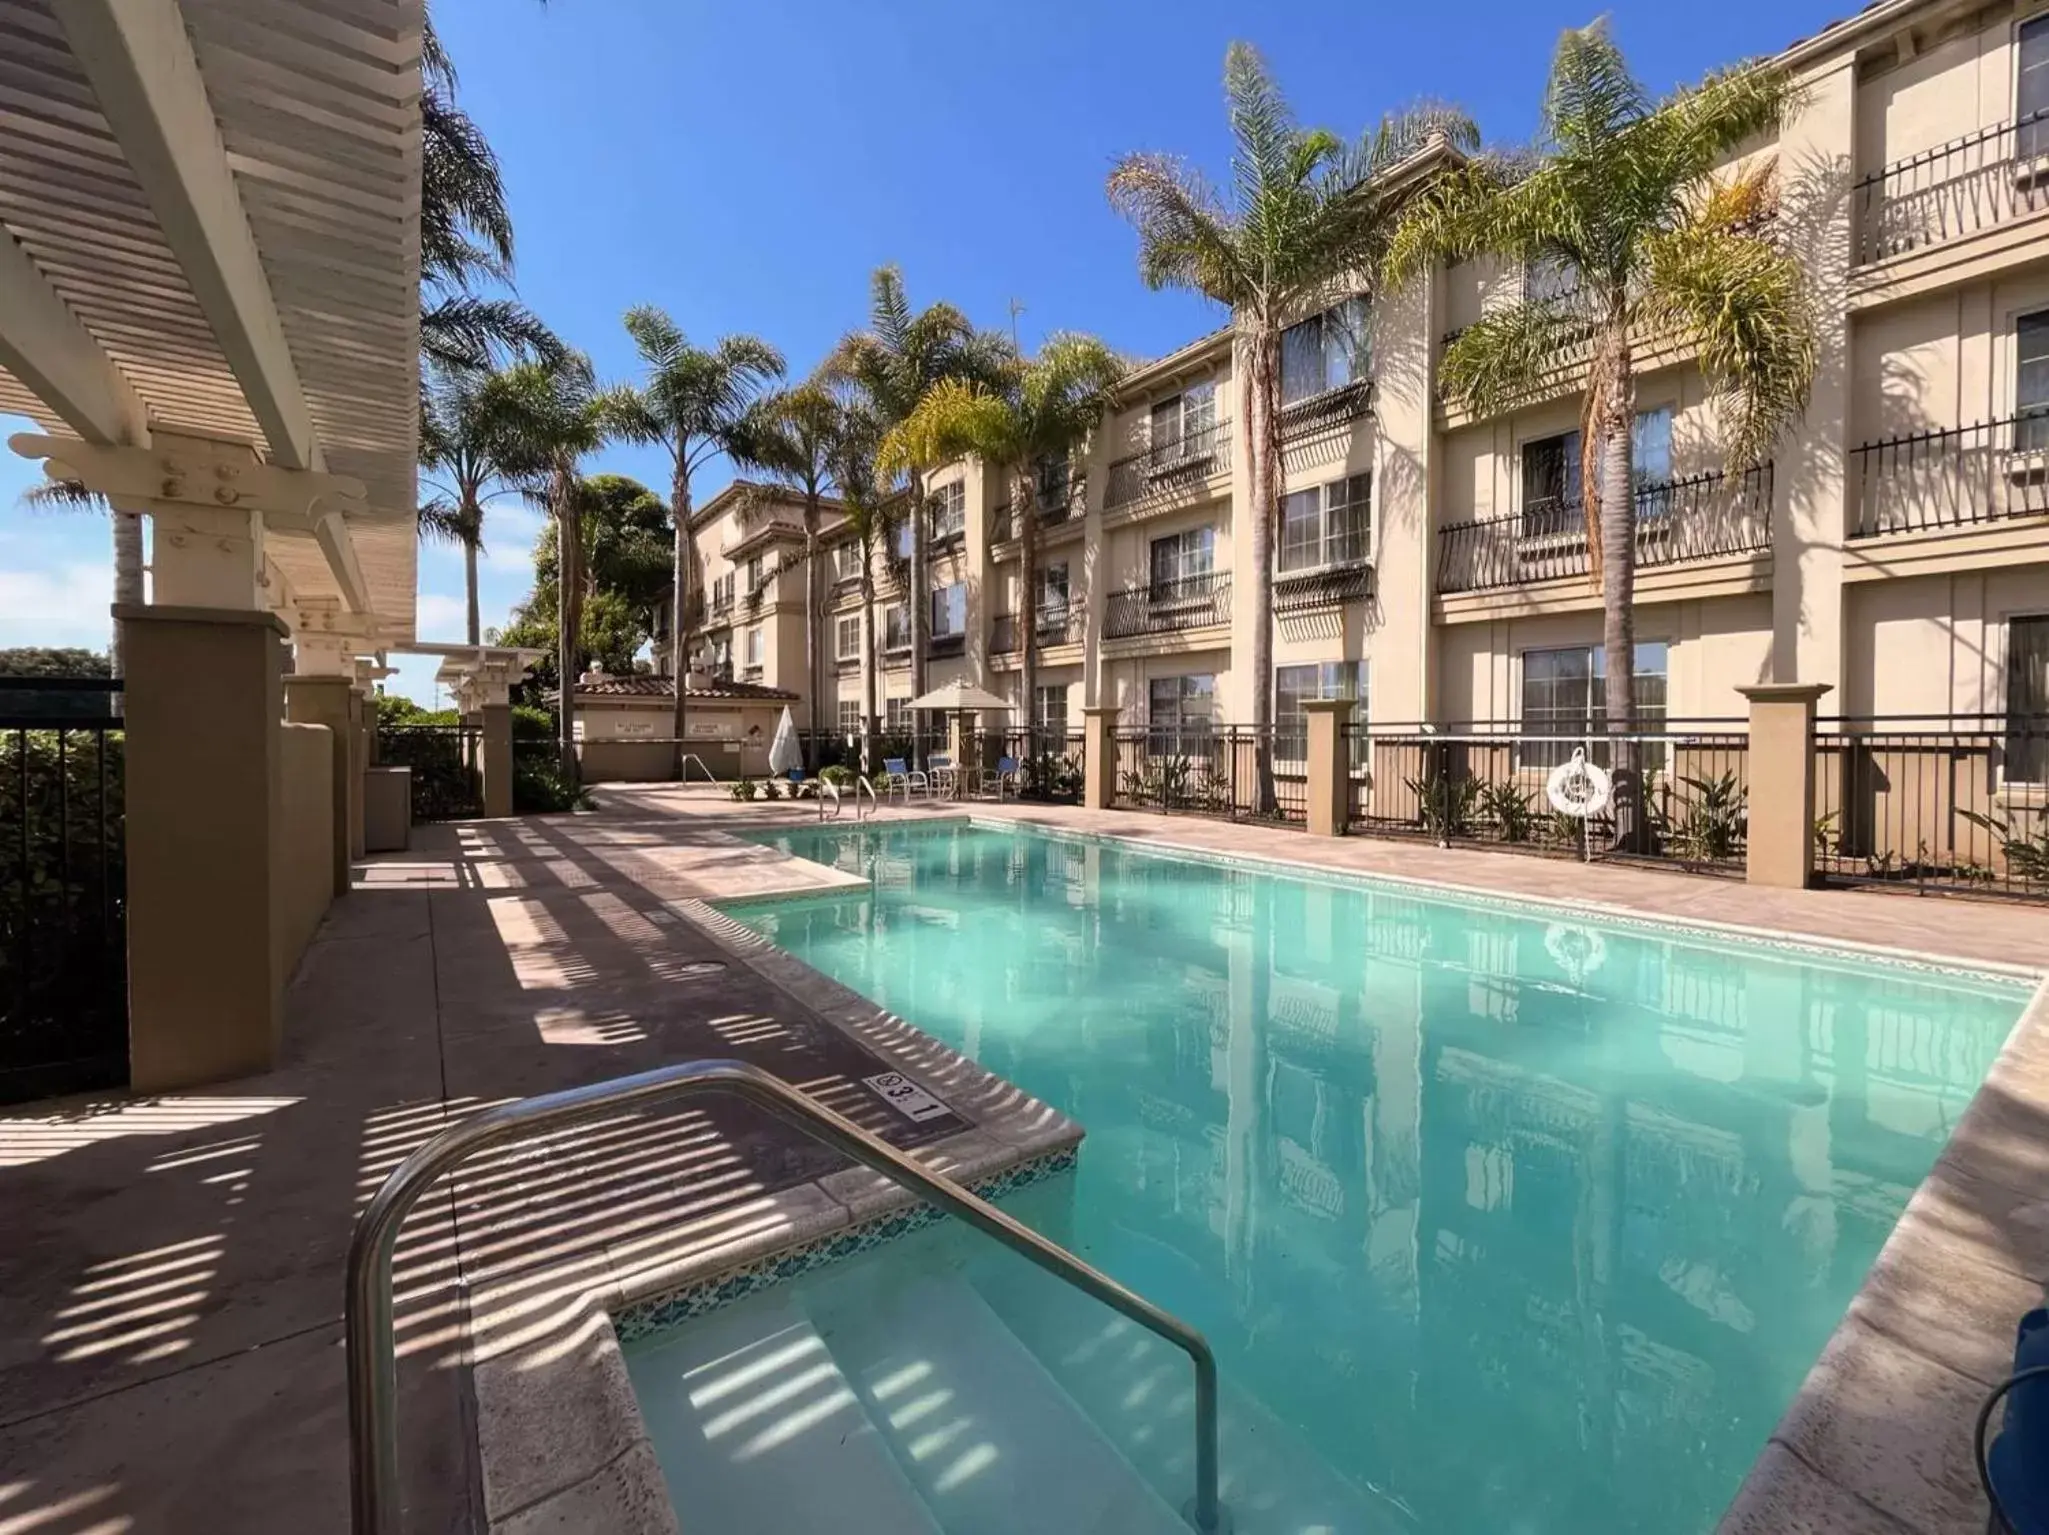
[[565, 675, 798, 702]]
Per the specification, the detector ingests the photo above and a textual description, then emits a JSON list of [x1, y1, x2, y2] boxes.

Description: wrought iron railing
[[1856, 112, 2049, 265], [1851, 414, 2049, 536], [1109, 725, 1306, 824], [990, 608, 1084, 654], [1105, 419, 1233, 509], [926, 632, 966, 658], [1435, 464, 1772, 594], [1, 677, 126, 1104], [375, 724, 482, 821], [1279, 379, 1373, 439], [990, 482, 1084, 544], [1104, 572, 1233, 639]]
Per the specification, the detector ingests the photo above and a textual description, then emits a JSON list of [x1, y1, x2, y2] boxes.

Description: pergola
[[1, 0, 426, 1090]]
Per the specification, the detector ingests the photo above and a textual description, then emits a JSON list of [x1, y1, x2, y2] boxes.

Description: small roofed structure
[[555, 671, 800, 782]]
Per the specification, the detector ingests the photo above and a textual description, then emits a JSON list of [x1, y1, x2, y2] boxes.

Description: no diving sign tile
[[863, 1071, 953, 1124]]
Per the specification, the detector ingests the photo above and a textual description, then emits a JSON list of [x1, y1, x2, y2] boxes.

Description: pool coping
[[734, 811, 2049, 1534], [465, 864, 1088, 1533]]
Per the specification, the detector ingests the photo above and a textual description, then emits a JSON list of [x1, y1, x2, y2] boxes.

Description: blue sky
[[2, 0, 1844, 704]]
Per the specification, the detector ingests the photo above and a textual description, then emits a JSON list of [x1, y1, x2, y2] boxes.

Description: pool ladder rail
[[815, 773, 882, 820], [343, 1058, 1228, 1535]]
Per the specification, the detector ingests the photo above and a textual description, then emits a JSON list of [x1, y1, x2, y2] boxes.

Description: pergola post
[[1302, 698, 1355, 837], [285, 630, 360, 896], [1082, 705, 1120, 811]]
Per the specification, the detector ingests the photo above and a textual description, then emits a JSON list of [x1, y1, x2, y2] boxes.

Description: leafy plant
[[1019, 751, 1084, 802], [820, 764, 855, 788], [1123, 755, 1196, 808], [1660, 771, 1747, 863], [1408, 773, 1480, 841], [1477, 781, 1538, 842], [511, 753, 591, 814], [1961, 804, 2049, 884], [1813, 808, 1841, 859], [730, 776, 757, 802]]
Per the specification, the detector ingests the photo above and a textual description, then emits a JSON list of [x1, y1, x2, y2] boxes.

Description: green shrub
[[511, 753, 590, 814], [1961, 803, 2049, 883], [731, 777, 757, 802], [1476, 781, 1537, 842], [1407, 773, 1479, 841], [820, 764, 855, 787]]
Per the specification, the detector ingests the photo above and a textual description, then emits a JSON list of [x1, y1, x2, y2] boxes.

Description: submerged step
[[625, 1287, 942, 1535]]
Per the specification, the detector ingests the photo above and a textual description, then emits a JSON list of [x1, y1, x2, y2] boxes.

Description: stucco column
[[1737, 683, 1832, 889], [119, 604, 288, 1091], [1303, 698, 1354, 837], [1082, 704, 1120, 810], [283, 673, 354, 896], [479, 702, 514, 818], [347, 687, 370, 859]]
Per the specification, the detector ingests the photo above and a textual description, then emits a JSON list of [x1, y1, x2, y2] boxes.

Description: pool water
[[723, 821, 2028, 1533]]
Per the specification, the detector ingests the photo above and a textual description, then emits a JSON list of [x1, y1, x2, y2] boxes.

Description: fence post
[[1303, 699, 1354, 836], [478, 703, 514, 818], [1736, 683, 1832, 889], [1082, 705, 1120, 810]]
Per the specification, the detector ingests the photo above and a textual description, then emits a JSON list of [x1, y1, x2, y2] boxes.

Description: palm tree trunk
[[463, 533, 481, 646], [556, 467, 583, 785], [860, 558, 879, 774], [1592, 330, 1644, 851], [1244, 323, 1282, 816], [1017, 466, 1038, 761], [110, 508, 143, 688], [907, 466, 928, 767], [669, 456, 692, 775]]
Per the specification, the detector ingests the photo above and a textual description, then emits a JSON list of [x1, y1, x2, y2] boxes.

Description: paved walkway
[[2, 786, 2044, 1533]]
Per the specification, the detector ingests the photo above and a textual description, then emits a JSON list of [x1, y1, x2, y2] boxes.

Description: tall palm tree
[[826, 266, 1011, 761], [729, 380, 849, 766], [1108, 43, 1475, 809], [417, 361, 519, 644], [1385, 21, 1814, 845], [18, 480, 139, 689], [481, 351, 612, 780], [606, 311, 785, 768], [818, 395, 892, 772], [880, 336, 1125, 746]]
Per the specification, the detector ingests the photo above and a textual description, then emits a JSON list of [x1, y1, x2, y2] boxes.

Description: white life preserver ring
[[1545, 748, 1613, 818], [1545, 922, 1608, 983]]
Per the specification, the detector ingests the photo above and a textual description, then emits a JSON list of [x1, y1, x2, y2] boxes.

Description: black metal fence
[[1105, 418, 1234, 509], [1814, 715, 2049, 901], [1437, 466, 1773, 594], [1109, 726, 1306, 825], [1104, 572, 1233, 639], [1851, 415, 2049, 536], [1856, 111, 2049, 265], [1342, 720, 1752, 874], [990, 609, 1084, 653], [958, 728, 1086, 802], [1, 678, 126, 1103], [376, 724, 481, 821]]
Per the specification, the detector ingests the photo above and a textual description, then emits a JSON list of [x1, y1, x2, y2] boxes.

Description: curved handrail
[[854, 774, 881, 818], [345, 1059, 1222, 1535], [815, 777, 843, 820], [678, 752, 716, 785]]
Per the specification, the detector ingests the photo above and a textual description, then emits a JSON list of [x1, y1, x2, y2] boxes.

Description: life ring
[[1545, 922, 1608, 983], [1545, 748, 1612, 818]]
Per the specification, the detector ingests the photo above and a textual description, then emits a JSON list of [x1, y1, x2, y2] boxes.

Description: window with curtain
[[1033, 685, 1068, 736], [1147, 674, 1216, 754], [1520, 641, 1669, 770], [1280, 296, 1371, 405], [1150, 382, 1217, 457], [1148, 527, 1215, 598], [884, 603, 911, 651], [1278, 473, 1372, 573], [2018, 311, 2049, 453], [2020, 15, 2049, 158], [2009, 616, 2049, 781], [930, 582, 967, 638], [929, 481, 966, 541], [835, 614, 861, 659], [1274, 661, 1368, 765]]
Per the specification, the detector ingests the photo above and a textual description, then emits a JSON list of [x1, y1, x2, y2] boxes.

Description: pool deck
[[1, 784, 2044, 1532]]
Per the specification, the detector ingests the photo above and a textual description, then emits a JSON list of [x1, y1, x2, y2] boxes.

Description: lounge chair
[[927, 753, 958, 797], [989, 755, 1020, 799], [880, 757, 927, 801]]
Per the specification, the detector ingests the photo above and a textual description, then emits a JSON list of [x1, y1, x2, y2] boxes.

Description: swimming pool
[[656, 820, 2030, 1532]]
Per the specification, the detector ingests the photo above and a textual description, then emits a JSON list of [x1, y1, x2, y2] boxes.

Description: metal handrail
[[678, 752, 716, 785], [854, 774, 881, 818], [345, 1058, 1222, 1535]]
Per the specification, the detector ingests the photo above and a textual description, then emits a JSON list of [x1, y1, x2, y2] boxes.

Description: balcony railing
[[1852, 414, 2049, 537], [1857, 112, 2049, 265], [1106, 419, 1233, 510], [991, 482, 1083, 544], [1436, 464, 1773, 595], [926, 631, 966, 658], [705, 595, 734, 623], [1279, 379, 1373, 439], [1104, 571, 1232, 639], [991, 608, 1084, 654]]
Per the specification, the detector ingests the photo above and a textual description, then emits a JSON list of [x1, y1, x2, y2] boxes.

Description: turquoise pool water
[[728, 821, 2030, 1533]]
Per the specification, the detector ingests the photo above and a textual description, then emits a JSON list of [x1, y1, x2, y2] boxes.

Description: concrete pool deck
[[0, 784, 2043, 1532]]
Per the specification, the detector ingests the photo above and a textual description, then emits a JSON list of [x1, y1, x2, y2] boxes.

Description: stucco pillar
[[479, 702, 514, 818], [283, 673, 354, 896], [1737, 683, 1832, 889], [1303, 698, 1354, 837], [347, 688, 370, 858], [1082, 705, 1120, 810], [119, 605, 288, 1091]]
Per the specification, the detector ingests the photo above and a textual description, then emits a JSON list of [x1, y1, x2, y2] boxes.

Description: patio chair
[[880, 757, 927, 801], [989, 755, 1020, 799], [927, 752, 958, 797]]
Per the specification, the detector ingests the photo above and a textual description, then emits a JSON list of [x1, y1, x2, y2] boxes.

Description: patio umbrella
[[906, 681, 1014, 712], [768, 706, 803, 775]]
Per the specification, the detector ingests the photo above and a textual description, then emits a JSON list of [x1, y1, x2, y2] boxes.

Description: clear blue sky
[[2, 0, 1845, 704]]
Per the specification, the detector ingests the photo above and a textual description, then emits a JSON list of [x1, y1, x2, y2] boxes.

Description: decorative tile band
[[612, 1145, 1079, 1345]]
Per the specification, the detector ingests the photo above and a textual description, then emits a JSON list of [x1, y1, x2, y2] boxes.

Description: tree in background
[[605, 311, 785, 768], [818, 394, 892, 772], [1108, 42, 1475, 809], [417, 361, 521, 643], [482, 352, 614, 780], [881, 336, 1124, 742], [0, 648, 109, 678], [827, 266, 1012, 761], [499, 473, 673, 682], [1386, 22, 1812, 846]]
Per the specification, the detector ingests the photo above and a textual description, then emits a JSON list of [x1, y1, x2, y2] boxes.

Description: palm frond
[[20, 477, 106, 513], [420, 86, 512, 291], [1642, 60, 1800, 194], [421, 294, 562, 374], [1222, 42, 1305, 217], [417, 495, 472, 547], [1438, 301, 1588, 420], [1105, 153, 1248, 304], [1540, 21, 1649, 162]]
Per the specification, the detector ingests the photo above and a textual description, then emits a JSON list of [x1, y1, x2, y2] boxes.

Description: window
[[1274, 662, 1369, 766], [708, 635, 732, 675], [1148, 674, 1215, 753], [1035, 454, 1070, 508], [710, 572, 735, 611], [831, 542, 862, 582], [1633, 407, 1676, 522], [1037, 562, 1070, 624], [1033, 684, 1068, 736], [2020, 15, 2049, 158], [1520, 642, 1669, 770], [1278, 473, 1372, 573], [2019, 311, 2049, 452], [885, 696, 911, 731], [1280, 296, 1370, 405], [745, 555, 765, 593], [743, 626, 765, 668], [1149, 527, 1216, 598], [2009, 616, 2049, 781], [1524, 248, 1581, 307], [884, 603, 911, 652], [894, 518, 915, 560], [837, 697, 861, 734], [930, 581, 966, 638], [1150, 382, 1217, 458], [835, 614, 861, 660], [1521, 411, 1673, 534], [929, 481, 966, 542]]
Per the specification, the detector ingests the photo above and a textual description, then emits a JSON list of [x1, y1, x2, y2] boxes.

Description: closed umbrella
[[768, 706, 803, 776]]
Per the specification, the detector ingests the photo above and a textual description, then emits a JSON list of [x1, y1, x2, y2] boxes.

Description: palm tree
[[481, 351, 612, 780], [417, 361, 520, 644], [606, 311, 785, 768], [18, 480, 139, 689], [880, 336, 1125, 750], [826, 266, 1012, 761], [1108, 43, 1475, 809], [1385, 21, 1814, 845], [818, 394, 892, 772]]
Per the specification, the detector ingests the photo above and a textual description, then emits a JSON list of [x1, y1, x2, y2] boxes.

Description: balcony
[[1105, 419, 1233, 510], [926, 631, 966, 658], [991, 608, 1084, 654], [1279, 379, 1373, 440], [1435, 465, 1772, 595], [705, 595, 734, 625], [990, 482, 1083, 545], [1104, 571, 1232, 640], [1857, 112, 2049, 266], [1853, 415, 2049, 536]]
